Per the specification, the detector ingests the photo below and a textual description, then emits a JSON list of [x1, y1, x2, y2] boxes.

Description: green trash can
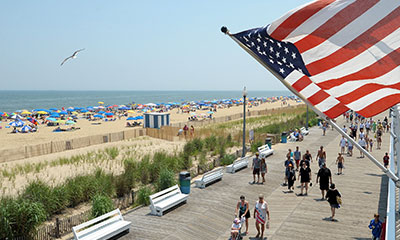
[[179, 171, 191, 194], [265, 138, 272, 148], [281, 132, 288, 143]]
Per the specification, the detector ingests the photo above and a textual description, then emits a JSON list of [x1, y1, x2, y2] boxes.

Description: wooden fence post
[[55, 217, 60, 238]]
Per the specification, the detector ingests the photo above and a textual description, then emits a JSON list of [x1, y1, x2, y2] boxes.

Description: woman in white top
[[254, 194, 270, 239]]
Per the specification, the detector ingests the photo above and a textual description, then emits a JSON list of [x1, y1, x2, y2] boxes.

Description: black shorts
[[338, 162, 343, 169], [320, 182, 329, 191], [253, 168, 260, 175], [239, 210, 251, 219]]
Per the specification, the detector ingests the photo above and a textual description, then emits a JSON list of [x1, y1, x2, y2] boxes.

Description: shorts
[[330, 203, 340, 209], [348, 146, 353, 150], [320, 182, 329, 191], [239, 210, 251, 219], [295, 159, 300, 165], [253, 168, 260, 175], [338, 162, 343, 169]]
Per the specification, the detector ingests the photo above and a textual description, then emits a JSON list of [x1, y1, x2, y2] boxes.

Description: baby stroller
[[230, 216, 245, 240]]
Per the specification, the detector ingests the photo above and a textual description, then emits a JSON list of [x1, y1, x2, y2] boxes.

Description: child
[[231, 218, 241, 239]]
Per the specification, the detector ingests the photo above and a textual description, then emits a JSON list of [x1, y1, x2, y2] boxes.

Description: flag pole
[[221, 26, 400, 186]]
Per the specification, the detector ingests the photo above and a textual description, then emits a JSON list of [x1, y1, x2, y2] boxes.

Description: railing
[[386, 108, 398, 240]]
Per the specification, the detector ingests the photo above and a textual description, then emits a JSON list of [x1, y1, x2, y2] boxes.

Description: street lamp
[[242, 87, 247, 157]]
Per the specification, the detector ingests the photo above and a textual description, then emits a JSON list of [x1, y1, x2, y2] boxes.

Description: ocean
[[0, 90, 292, 113]]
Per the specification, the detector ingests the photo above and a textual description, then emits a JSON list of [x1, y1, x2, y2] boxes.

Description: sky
[[0, 0, 311, 91]]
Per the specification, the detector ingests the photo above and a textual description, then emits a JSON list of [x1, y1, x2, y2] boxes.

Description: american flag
[[230, 0, 400, 119]]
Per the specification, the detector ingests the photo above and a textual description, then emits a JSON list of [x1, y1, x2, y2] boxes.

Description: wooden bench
[[194, 167, 224, 188], [72, 209, 131, 240], [226, 156, 249, 173], [257, 144, 274, 158], [149, 185, 188, 216], [300, 127, 309, 135]]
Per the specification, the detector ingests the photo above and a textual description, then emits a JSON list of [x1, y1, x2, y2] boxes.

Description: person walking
[[283, 156, 294, 186], [287, 164, 296, 192], [316, 163, 332, 200], [326, 183, 341, 221], [252, 153, 261, 184], [254, 194, 270, 239], [336, 153, 344, 175], [235, 195, 250, 235], [339, 136, 346, 155], [260, 158, 267, 184], [316, 146, 327, 168], [298, 161, 311, 196], [301, 150, 312, 167], [377, 128, 383, 149], [383, 152, 389, 168], [294, 146, 301, 171], [359, 137, 367, 158], [347, 138, 353, 157], [369, 214, 383, 240]]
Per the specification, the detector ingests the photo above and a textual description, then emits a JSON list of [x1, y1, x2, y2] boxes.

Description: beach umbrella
[[93, 114, 104, 118], [127, 117, 136, 120], [127, 110, 135, 113], [104, 112, 114, 116], [98, 101, 104, 104], [9, 121, 24, 127], [65, 120, 76, 125], [11, 114, 22, 119], [136, 116, 143, 120], [50, 113, 60, 118], [208, 111, 214, 114], [36, 111, 48, 115], [49, 108, 58, 111], [46, 117, 57, 122], [98, 111, 106, 114], [21, 125, 32, 132], [59, 111, 68, 115], [81, 109, 88, 113], [21, 111, 32, 115]]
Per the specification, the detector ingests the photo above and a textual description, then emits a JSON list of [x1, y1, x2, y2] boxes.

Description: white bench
[[300, 127, 309, 135], [194, 167, 224, 188], [288, 132, 297, 142], [257, 144, 274, 158], [72, 209, 131, 240], [149, 185, 188, 216], [226, 156, 249, 173]]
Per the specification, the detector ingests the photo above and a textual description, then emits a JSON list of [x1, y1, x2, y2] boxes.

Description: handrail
[[386, 115, 396, 240]]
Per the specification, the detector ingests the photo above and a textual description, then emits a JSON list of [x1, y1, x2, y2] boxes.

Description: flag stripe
[[323, 102, 349, 118], [347, 88, 400, 111], [269, 0, 336, 41], [317, 47, 400, 89], [295, 0, 379, 53], [310, 27, 400, 84], [338, 82, 400, 105], [283, 0, 355, 43], [357, 94, 400, 117], [327, 66, 400, 99], [303, 3, 400, 69], [292, 76, 312, 92]]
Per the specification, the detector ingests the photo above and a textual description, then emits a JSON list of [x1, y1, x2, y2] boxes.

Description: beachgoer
[[359, 137, 367, 158], [287, 164, 296, 192], [190, 125, 194, 138], [260, 158, 267, 184], [294, 146, 301, 171], [177, 128, 183, 136], [339, 136, 346, 155], [383, 152, 389, 168], [369, 214, 383, 240], [336, 153, 344, 175], [316, 163, 332, 200], [301, 150, 312, 167], [231, 218, 241, 240], [322, 121, 327, 136], [372, 120, 377, 133], [298, 161, 311, 196], [235, 195, 250, 234], [254, 194, 270, 239], [316, 146, 326, 168], [347, 138, 353, 157], [183, 124, 189, 137], [283, 155, 294, 186], [326, 183, 341, 221], [377, 128, 382, 149], [252, 153, 261, 184]]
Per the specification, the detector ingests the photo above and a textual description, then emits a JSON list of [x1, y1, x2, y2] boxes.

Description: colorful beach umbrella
[[104, 112, 114, 116], [36, 111, 49, 115], [21, 125, 32, 132], [9, 121, 24, 127], [46, 117, 57, 122], [98, 101, 104, 104], [65, 120, 76, 125], [93, 114, 104, 118], [127, 117, 136, 120]]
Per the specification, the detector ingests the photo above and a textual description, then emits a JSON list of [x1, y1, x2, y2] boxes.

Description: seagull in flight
[[60, 48, 85, 66]]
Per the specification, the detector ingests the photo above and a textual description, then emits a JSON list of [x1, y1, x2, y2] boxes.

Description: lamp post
[[242, 87, 247, 157]]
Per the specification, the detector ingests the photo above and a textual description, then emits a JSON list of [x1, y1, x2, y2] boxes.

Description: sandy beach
[[0, 99, 301, 152]]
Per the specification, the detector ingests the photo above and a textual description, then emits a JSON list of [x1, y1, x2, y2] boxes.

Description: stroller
[[229, 216, 245, 240]]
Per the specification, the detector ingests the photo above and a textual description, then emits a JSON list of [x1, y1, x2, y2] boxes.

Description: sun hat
[[234, 218, 240, 224]]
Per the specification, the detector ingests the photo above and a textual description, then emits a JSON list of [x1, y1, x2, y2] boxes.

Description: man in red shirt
[[383, 153, 389, 168]]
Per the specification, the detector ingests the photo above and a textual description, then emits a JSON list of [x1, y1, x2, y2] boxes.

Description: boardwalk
[[121, 116, 389, 240]]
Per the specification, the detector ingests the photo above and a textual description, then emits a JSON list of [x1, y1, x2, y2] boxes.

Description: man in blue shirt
[[294, 146, 301, 171], [369, 214, 382, 240]]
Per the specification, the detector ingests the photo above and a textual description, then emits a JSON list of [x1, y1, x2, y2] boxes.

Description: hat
[[234, 218, 240, 224], [256, 152, 259, 156], [258, 194, 264, 199]]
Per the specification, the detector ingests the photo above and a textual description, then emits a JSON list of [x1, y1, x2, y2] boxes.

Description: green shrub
[[91, 194, 114, 218], [93, 169, 114, 197], [183, 141, 196, 156], [220, 154, 236, 166], [226, 134, 234, 147], [51, 185, 69, 214], [0, 198, 46, 239], [65, 175, 94, 207], [198, 152, 208, 172], [22, 180, 58, 217], [251, 141, 263, 153], [156, 168, 176, 192], [138, 155, 152, 184], [191, 138, 203, 154], [115, 175, 131, 198], [105, 147, 119, 160], [204, 135, 217, 151], [137, 187, 152, 206], [123, 158, 139, 187]]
